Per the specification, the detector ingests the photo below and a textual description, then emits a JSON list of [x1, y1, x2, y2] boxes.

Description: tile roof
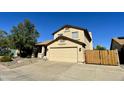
[[35, 40, 52, 45], [52, 25, 92, 42], [47, 35, 86, 47], [35, 36, 86, 47]]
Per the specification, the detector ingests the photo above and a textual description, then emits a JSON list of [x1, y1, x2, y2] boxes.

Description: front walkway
[[0, 60, 124, 80]]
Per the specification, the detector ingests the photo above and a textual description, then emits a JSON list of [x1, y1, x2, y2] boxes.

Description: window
[[64, 30, 70, 32], [72, 32, 78, 39], [79, 48, 81, 52], [58, 34, 63, 37], [59, 39, 65, 42]]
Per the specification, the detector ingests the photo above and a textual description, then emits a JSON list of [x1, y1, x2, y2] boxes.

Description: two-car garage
[[48, 47, 78, 63], [46, 36, 86, 63]]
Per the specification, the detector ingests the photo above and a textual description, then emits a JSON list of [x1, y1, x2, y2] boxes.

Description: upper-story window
[[58, 34, 63, 37], [59, 39, 65, 43], [72, 32, 78, 39], [64, 27, 70, 33], [64, 30, 70, 33]]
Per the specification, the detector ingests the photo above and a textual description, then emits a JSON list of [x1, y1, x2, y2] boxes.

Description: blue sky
[[0, 12, 124, 49]]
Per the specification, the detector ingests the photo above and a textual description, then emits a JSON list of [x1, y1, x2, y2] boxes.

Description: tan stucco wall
[[47, 39, 85, 63], [84, 32, 93, 50], [89, 32, 93, 50], [54, 27, 93, 50], [54, 28, 84, 43]]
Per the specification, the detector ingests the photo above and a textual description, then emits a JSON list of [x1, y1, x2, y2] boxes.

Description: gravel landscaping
[[0, 58, 42, 69]]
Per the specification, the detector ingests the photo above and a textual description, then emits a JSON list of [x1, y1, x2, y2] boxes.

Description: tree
[[95, 45, 106, 50], [0, 30, 9, 47], [10, 19, 40, 57], [0, 30, 12, 56]]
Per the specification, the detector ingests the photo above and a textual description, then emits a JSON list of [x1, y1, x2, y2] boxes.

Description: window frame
[[58, 34, 63, 37], [64, 30, 70, 33], [59, 39, 65, 43], [72, 32, 79, 39]]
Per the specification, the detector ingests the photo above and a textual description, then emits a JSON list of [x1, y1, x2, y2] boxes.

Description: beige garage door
[[49, 47, 78, 63]]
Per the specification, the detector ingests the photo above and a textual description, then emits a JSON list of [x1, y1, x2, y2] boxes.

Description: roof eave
[[52, 25, 92, 41], [47, 36, 86, 47]]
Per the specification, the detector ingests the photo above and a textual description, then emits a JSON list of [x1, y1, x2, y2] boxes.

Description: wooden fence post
[[115, 49, 120, 65]]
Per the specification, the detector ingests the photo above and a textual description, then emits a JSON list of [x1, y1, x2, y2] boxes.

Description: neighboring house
[[35, 25, 93, 63], [110, 37, 124, 64]]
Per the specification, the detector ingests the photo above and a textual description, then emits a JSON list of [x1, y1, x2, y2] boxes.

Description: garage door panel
[[49, 47, 77, 63]]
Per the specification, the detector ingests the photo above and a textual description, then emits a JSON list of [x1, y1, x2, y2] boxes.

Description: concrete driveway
[[0, 60, 124, 81]]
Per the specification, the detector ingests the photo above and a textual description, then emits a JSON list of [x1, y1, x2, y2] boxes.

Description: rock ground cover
[[0, 58, 42, 69]]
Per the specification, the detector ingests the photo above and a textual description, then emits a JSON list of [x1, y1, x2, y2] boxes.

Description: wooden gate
[[85, 50, 119, 66]]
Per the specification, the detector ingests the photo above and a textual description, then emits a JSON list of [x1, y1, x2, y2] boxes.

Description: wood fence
[[85, 50, 119, 66]]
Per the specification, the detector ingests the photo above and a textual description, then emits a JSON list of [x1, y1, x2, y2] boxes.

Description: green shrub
[[0, 47, 11, 56], [0, 48, 14, 60], [0, 56, 12, 62]]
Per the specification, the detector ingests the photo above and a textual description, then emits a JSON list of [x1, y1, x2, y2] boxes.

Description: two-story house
[[35, 25, 93, 63]]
